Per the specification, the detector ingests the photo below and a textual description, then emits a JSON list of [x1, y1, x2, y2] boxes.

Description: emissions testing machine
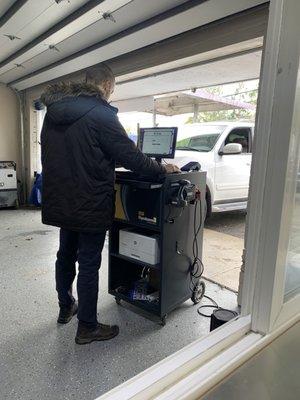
[[108, 127, 207, 325]]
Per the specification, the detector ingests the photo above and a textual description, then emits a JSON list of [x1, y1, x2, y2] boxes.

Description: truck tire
[[205, 187, 212, 220]]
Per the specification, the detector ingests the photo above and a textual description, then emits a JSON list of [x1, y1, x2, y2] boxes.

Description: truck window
[[225, 128, 252, 153]]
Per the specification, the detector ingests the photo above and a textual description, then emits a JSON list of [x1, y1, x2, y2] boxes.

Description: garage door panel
[[8, 0, 267, 90]]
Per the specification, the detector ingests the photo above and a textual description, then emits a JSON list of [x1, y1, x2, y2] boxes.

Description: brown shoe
[[57, 302, 78, 324], [75, 322, 119, 345]]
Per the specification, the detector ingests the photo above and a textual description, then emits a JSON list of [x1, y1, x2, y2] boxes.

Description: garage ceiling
[[112, 50, 262, 112], [0, 0, 268, 91]]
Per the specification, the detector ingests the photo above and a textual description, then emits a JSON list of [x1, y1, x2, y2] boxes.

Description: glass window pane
[[225, 129, 251, 153], [285, 162, 300, 299], [284, 67, 300, 301]]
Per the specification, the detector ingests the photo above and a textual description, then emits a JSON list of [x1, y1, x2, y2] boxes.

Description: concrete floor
[[204, 211, 246, 292], [0, 209, 237, 400], [205, 210, 246, 239]]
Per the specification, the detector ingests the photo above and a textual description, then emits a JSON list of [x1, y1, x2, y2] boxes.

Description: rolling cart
[[108, 169, 206, 325]]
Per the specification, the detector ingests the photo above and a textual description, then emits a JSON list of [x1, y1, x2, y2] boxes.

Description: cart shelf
[[110, 252, 160, 270], [110, 290, 160, 315]]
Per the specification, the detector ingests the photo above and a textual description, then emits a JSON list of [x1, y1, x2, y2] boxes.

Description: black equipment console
[[168, 179, 197, 208], [109, 169, 207, 325]]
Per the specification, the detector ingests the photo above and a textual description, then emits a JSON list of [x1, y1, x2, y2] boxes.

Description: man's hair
[[85, 63, 115, 85]]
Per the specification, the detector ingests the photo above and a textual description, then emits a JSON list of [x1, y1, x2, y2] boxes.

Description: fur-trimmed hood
[[41, 82, 109, 125], [40, 81, 104, 106]]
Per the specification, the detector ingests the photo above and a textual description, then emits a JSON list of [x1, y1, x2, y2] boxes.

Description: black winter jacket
[[40, 82, 165, 232]]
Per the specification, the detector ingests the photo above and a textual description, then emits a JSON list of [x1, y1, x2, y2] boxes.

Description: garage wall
[[0, 84, 21, 173], [22, 85, 47, 200]]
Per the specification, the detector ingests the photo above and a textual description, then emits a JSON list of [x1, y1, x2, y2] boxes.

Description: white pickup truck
[[174, 121, 254, 217]]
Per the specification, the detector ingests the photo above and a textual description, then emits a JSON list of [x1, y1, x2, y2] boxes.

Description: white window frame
[[96, 1, 300, 399], [97, 316, 254, 400], [243, 0, 300, 334]]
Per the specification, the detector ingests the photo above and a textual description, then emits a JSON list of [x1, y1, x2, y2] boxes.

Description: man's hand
[[164, 164, 181, 174]]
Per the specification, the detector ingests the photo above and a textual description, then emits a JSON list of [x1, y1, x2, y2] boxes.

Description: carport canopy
[[114, 89, 256, 116]]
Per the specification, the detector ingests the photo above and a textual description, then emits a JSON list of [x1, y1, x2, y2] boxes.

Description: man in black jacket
[[41, 64, 179, 344]]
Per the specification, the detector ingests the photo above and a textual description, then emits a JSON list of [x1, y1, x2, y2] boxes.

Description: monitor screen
[[138, 127, 178, 159]]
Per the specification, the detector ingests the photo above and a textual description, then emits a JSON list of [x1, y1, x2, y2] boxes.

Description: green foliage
[[124, 126, 132, 134], [186, 82, 258, 124], [176, 138, 190, 147]]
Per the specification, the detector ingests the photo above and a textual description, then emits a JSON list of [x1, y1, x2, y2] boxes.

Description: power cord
[[197, 295, 219, 317], [165, 204, 184, 223], [175, 194, 224, 316], [197, 297, 238, 320], [169, 184, 237, 321], [174, 197, 205, 291], [191, 200, 238, 317], [189, 199, 205, 291]]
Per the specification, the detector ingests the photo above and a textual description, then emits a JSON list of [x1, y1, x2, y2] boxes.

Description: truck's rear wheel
[[205, 187, 212, 220], [203, 197, 207, 221]]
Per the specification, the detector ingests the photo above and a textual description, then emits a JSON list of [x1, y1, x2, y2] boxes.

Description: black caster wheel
[[160, 315, 167, 326], [191, 280, 206, 304], [115, 297, 121, 306]]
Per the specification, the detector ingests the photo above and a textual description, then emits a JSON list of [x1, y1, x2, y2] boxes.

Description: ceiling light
[[48, 44, 60, 52], [4, 34, 21, 41], [102, 12, 116, 23]]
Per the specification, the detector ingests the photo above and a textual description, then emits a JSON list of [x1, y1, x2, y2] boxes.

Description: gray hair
[[85, 63, 115, 85]]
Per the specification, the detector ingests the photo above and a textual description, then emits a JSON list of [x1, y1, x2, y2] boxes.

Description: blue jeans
[[55, 229, 106, 328]]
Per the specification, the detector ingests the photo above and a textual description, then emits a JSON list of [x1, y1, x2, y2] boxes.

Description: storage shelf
[[110, 290, 160, 315], [113, 218, 161, 232], [110, 252, 160, 270]]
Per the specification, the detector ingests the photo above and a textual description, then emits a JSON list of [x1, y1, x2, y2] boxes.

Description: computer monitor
[[138, 127, 178, 161]]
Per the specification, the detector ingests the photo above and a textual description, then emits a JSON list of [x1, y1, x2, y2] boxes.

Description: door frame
[[242, 0, 300, 334]]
